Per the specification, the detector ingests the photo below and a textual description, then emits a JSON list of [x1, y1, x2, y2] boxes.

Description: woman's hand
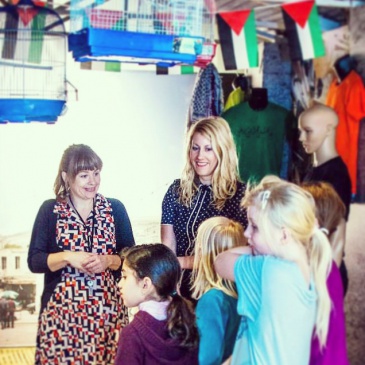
[[47, 251, 93, 273], [81, 254, 121, 274], [81, 254, 110, 274]]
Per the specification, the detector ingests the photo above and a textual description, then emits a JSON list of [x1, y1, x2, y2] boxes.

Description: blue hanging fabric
[[187, 63, 223, 128]]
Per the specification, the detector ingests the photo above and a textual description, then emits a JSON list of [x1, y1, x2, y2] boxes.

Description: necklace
[[69, 196, 95, 252]]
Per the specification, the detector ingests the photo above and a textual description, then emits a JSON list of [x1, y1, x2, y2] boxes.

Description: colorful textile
[[326, 70, 365, 194]]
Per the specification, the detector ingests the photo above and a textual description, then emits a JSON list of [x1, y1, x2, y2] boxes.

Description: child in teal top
[[215, 176, 333, 365], [191, 216, 246, 365]]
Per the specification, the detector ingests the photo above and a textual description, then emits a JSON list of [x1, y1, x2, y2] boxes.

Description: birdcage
[[68, 0, 216, 67], [0, 0, 67, 123]]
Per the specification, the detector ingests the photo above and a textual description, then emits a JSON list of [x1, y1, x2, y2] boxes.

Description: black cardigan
[[28, 198, 135, 312]]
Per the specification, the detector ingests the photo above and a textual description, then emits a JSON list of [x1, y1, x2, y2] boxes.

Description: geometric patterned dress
[[35, 194, 129, 365]]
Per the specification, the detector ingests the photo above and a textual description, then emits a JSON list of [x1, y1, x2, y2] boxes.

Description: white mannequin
[[298, 103, 346, 267], [298, 103, 339, 166]]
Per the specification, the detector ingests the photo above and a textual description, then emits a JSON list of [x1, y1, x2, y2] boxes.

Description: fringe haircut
[[54, 144, 103, 201]]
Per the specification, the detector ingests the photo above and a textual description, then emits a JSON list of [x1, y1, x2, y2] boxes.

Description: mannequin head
[[298, 103, 339, 165]]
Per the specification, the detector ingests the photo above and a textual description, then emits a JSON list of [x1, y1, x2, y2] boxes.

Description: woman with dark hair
[[28, 144, 135, 365], [115, 244, 199, 365], [161, 117, 247, 300]]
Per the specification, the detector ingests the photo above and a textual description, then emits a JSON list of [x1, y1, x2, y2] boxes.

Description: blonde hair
[[180, 117, 240, 210], [191, 216, 245, 300], [242, 176, 332, 348]]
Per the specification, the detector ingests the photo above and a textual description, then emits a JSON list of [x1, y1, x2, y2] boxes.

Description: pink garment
[[139, 300, 170, 320], [310, 261, 349, 365]]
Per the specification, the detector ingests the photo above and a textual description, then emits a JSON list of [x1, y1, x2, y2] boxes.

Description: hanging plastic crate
[[0, 0, 67, 123], [68, 0, 216, 67]]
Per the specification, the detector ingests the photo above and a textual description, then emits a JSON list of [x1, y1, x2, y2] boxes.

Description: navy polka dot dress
[[161, 179, 248, 298]]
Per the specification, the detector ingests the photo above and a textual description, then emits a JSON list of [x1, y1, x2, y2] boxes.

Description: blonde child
[[301, 182, 350, 365], [215, 176, 333, 365], [191, 216, 246, 365], [115, 244, 199, 365]]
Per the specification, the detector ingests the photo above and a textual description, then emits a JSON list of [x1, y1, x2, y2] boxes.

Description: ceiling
[[1, 0, 363, 33]]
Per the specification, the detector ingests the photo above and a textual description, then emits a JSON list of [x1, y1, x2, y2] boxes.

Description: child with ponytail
[[115, 244, 199, 365], [215, 176, 333, 365]]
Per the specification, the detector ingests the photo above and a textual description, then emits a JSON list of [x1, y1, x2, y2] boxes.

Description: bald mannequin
[[298, 103, 339, 166], [298, 103, 351, 295]]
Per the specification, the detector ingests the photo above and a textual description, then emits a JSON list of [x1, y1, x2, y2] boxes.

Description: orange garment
[[326, 70, 365, 194]]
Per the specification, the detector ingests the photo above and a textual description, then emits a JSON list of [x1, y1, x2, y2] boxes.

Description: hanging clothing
[[326, 70, 365, 195], [187, 63, 223, 128], [222, 101, 296, 184], [355, 118, 365, 202], [224, 87, 245, 112]]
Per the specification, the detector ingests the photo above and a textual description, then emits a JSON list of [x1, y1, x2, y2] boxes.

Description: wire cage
[[68, 0, 216, 67], [0, 0, 67, 123]]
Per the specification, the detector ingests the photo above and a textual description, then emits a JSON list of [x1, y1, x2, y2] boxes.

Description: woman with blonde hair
[[215, 176, 332, 365], [161, 117, 247, 300], [191, 216, 245, 365]]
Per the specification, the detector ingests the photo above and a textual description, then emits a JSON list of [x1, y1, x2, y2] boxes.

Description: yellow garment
[[224, 88, 245, 112]]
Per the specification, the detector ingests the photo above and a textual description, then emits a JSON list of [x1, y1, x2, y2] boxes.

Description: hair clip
[[261, 190, 271, 209], [319, 227, 329, 235]]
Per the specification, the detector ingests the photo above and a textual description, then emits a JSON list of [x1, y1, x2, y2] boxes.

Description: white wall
[[0, 55, 196, 237]]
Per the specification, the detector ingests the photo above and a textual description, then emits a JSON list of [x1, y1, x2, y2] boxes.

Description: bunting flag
[[80, 62, 198, 74], [1, 8, 46, 64], [216, 9, 258, 70], [282, 0, 325, 61], [156, 65, 198, 75]]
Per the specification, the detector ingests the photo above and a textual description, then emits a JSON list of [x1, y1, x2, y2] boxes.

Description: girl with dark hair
[[115, 244, 199, 365]]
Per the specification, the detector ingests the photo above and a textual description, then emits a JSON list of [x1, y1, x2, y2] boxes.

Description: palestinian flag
[[282, 0, 325, 61], [216, 9, 258, 70], [0, 7, 46, 64]]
